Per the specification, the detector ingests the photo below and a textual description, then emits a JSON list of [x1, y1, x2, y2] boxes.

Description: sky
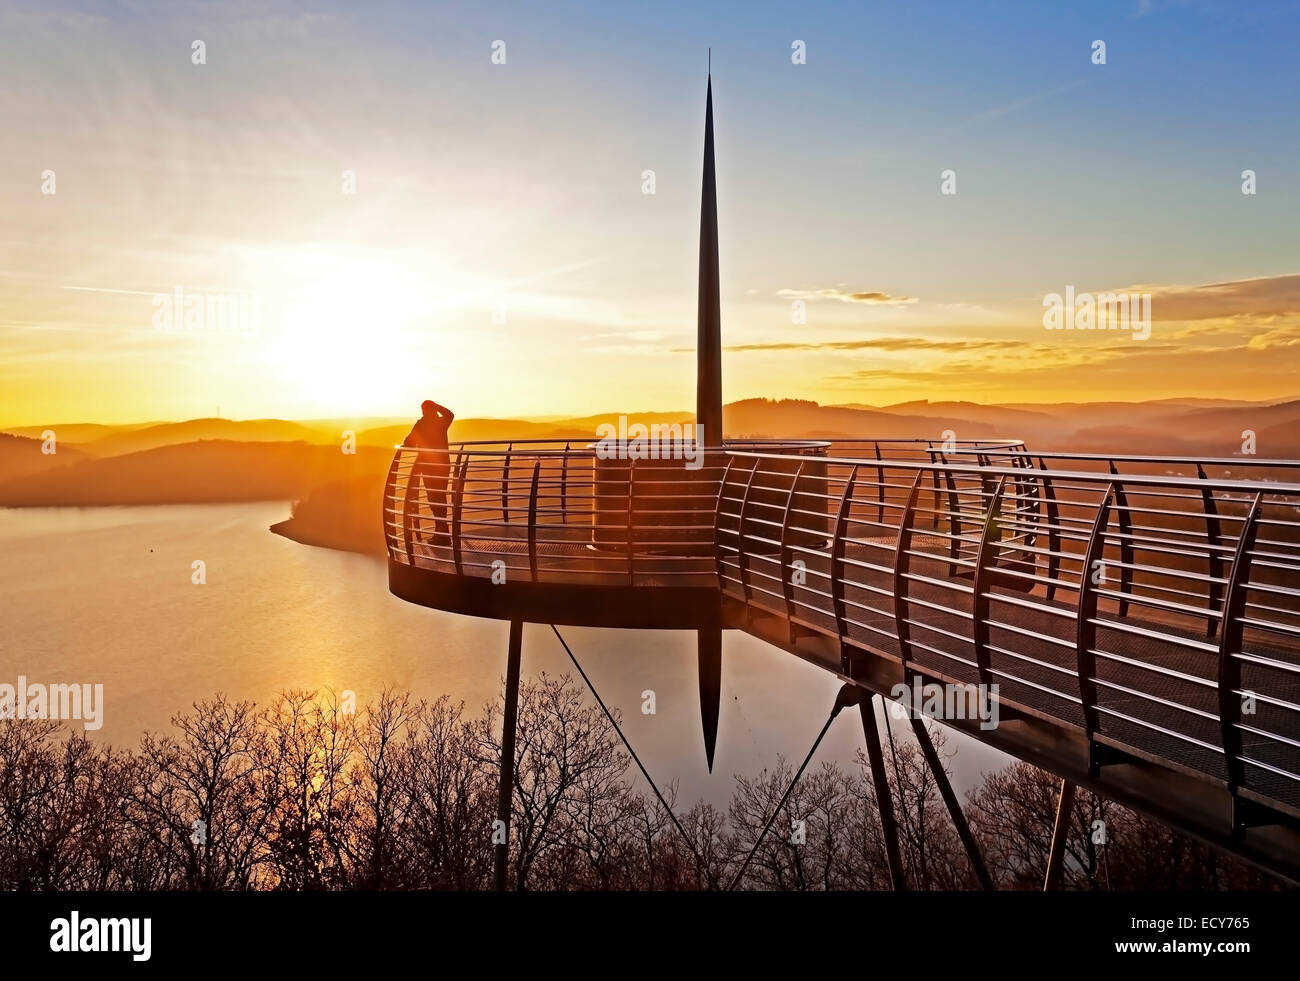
[[2, 0, 1300, 424]]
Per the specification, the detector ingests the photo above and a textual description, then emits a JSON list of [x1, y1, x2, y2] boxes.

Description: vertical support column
[[908, 714, 994, 890], [1043, 778, 1077, 891], [859, 695, 906, 891], [698, 602, 723, 774], [696, 72, 723, 444], [493, 619, 524, 892]]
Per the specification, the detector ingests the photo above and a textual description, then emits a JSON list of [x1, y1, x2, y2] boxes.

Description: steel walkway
[[383, 437, 1300, 881]]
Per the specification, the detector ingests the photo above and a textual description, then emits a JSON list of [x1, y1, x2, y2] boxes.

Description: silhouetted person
[[405, 399, 455, 544]]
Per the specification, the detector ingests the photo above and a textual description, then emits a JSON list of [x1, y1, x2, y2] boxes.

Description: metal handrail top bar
[[722, 447, 1300, 495], [393, 436, 1026, 457], [393, 438, 832, 457], [389, 440, 1300, 493], [938, 447, 1300, 469], [444, 436, 1021, 446], [829, 437, 1026, 447], [395, 443, 587, 457]]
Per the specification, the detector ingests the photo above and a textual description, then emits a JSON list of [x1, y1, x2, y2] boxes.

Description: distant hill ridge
[[5, 395, 1300, 472]]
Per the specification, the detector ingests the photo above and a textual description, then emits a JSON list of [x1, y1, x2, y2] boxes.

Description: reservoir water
[[0, 502, 1010, 806]]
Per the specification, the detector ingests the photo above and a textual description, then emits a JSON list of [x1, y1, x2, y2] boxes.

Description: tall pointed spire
[[696, 66, 722, 444], [696, 63, 723, 773]]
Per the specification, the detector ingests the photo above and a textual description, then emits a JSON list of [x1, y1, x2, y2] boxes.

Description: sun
[[260, 264, 432, 416]]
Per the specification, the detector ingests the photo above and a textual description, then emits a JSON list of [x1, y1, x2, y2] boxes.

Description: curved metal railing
[[383, 437, 1300, 820], [935, 446, 1300, 480], [382, 437, 1025, 586], [383, 438, 833, 588], [716, 449, 1300, 819]]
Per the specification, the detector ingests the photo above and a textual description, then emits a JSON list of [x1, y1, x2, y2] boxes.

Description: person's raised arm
[[431, 401, 454, 424]]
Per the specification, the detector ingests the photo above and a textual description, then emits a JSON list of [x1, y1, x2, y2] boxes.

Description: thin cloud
[[1117, 274, 1300, 321], [716, 336, 1018, 354], [946, 79, 1088, 135], [777, 288, 917, 305]]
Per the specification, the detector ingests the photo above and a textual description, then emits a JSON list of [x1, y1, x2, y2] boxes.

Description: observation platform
[[384, 436, 1300, 882]]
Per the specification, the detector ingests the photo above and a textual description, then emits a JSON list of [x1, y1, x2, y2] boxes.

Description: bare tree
[[1, 689, 1282, 892], [475, 673, 630, 890], [259, 690, 356, 890], [345, 688, 419, 888], [132, 696, 269, 889], [397, 695, 494, 889]]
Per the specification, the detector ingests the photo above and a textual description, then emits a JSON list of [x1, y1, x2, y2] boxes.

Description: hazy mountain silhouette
[[72, 418, 331, 456], [0, 422, 161, 444], [5, 396, 1299, 556], [0, 433, 88, 481], [0, 439, 388, 506]]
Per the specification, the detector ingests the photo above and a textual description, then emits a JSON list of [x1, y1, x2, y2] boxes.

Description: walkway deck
[[384, 438, 1300, 879]]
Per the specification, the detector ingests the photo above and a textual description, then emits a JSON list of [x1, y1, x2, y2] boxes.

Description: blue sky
[[2, 0, 1299, 421]]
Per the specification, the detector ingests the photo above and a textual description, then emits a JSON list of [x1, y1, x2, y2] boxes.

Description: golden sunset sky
[[3, 1, 1300, 425]]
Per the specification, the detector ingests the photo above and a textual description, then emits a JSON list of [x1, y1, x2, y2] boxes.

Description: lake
[[0, 502, 1010, 806]]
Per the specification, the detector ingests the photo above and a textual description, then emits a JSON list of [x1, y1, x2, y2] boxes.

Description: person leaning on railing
[[404, 400, 455, 543]]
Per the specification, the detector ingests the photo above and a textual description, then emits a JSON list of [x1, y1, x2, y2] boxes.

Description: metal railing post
[[626, 458, 637, 584], [779, 459, 807, 641], [560, 441, 570, 524], [972, 475, 1007, 694], [1107, 461, 1134, 617], [1197, 463, 1225, 638], [1037, 457, 1062, 602], [713, 455, 737, 590], [500, 443, 512, 525], [1218, 492, 1263, 825], [874, 441, 885, 523], [451, 454, 468, 575], [401, 449, 421, 563], [527, 460, 541, 583], [894, 470, 925, 680], [830, 465, 861, 650], [382, 450, 403, 559], [1077, 482, 1114, 765], [736, 457, 762, 606]]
